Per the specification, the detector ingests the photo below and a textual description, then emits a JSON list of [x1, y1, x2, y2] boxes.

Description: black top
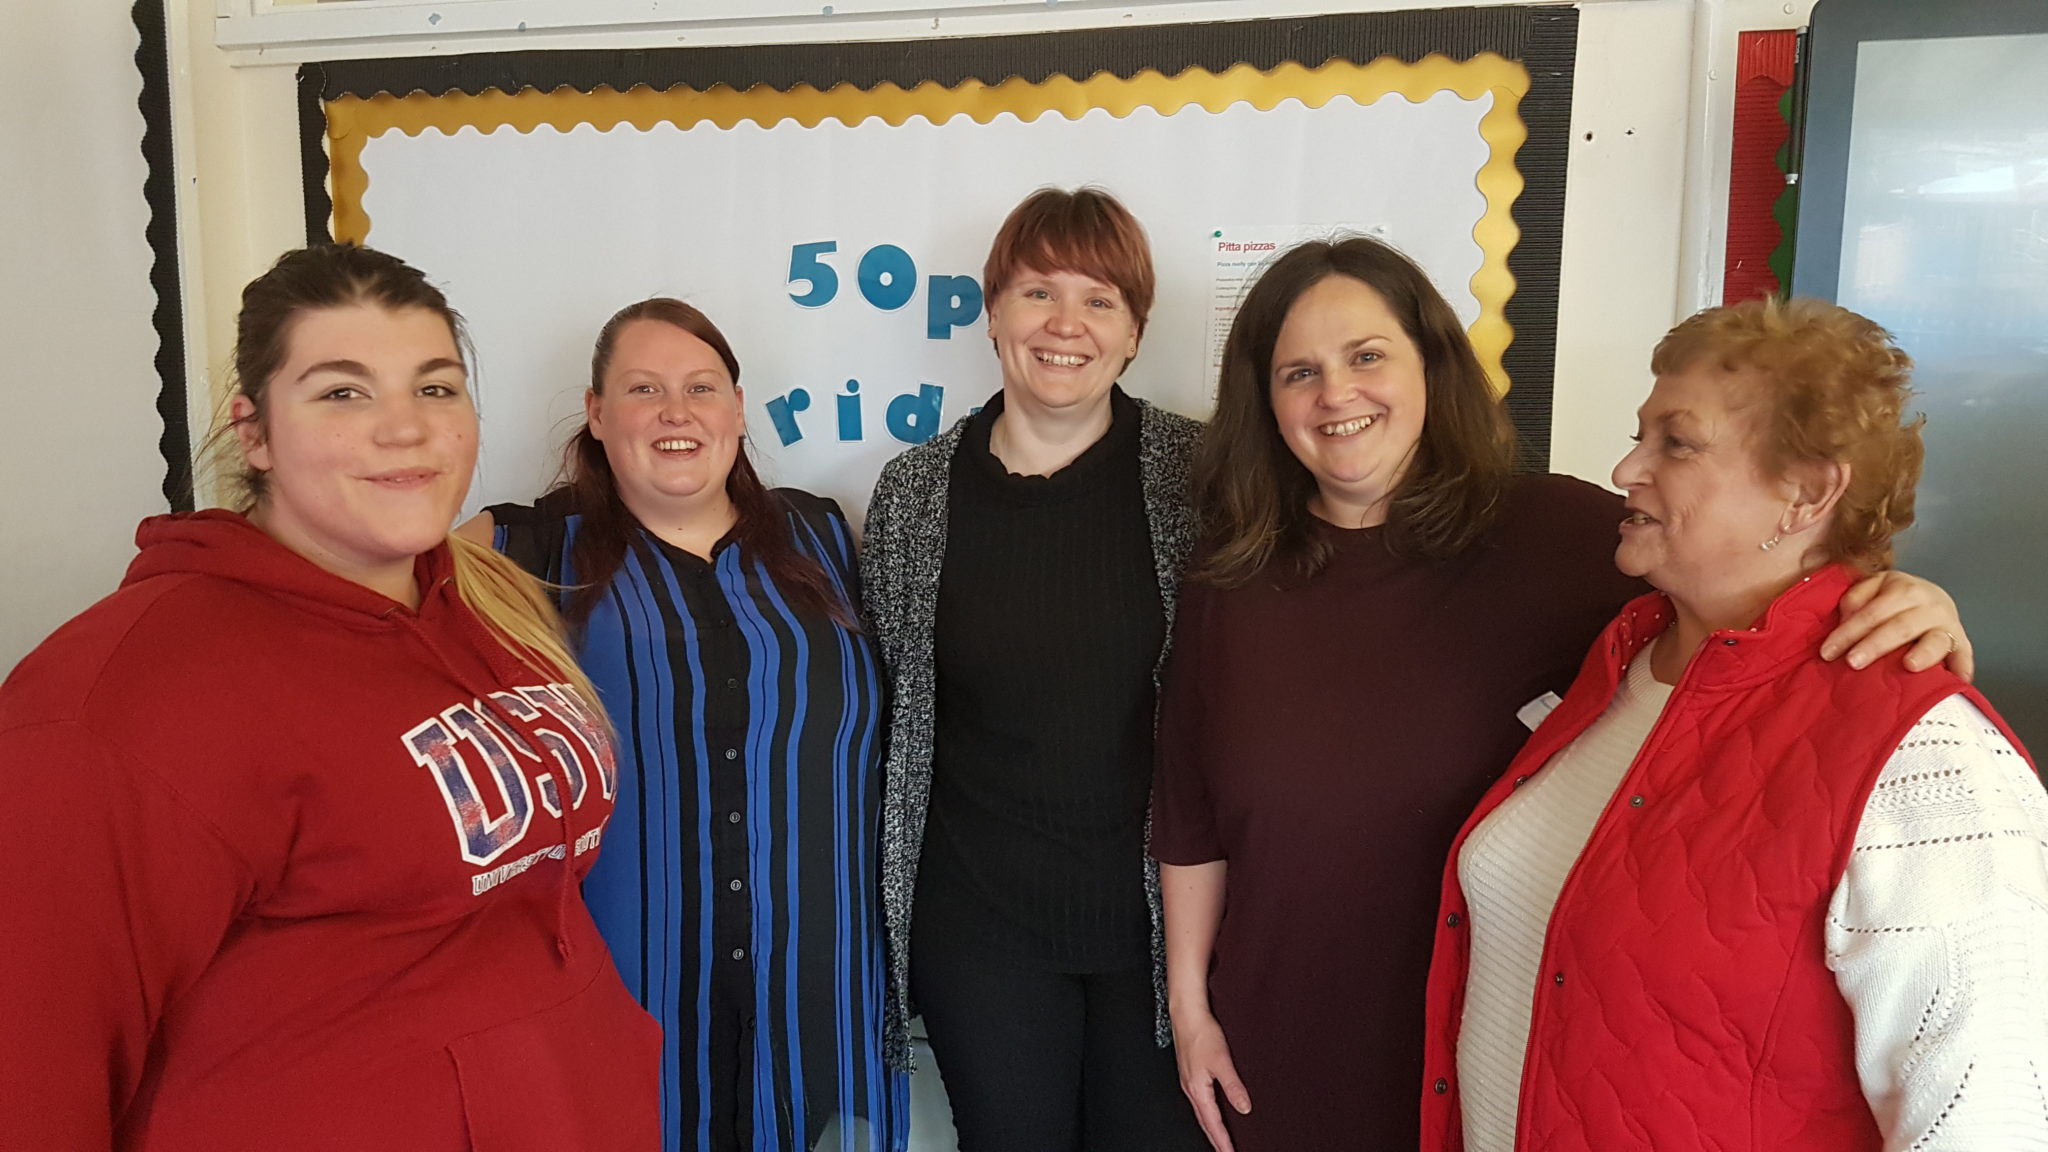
[[916, 387, 1165, 972]]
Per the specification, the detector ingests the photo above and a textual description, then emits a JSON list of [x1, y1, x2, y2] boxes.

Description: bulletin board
[[298, 7, 1577, 519]]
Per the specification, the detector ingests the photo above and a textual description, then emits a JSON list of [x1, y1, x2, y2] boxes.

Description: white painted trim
[[167, 0, 222, 507], [1673, 0, 1816, 315], [1548, 0, 1692, 486], [214, 0, 1569, 63]]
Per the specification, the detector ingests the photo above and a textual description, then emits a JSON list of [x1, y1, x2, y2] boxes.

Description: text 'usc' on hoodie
[[0, 510, 661, 1152]]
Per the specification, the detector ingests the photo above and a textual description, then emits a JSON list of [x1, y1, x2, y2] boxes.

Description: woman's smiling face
[[1267, 274, 1429, 528], [235, 302, 476, 593], [586, 318, 745, 517], [987, 265, 1141, 420]]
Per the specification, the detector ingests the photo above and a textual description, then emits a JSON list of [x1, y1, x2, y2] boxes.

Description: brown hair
[[558, 298, 851, 629], [217, 243, 601, 709], [1651, 296, 1923, 571], [1188, 236, 1513, 587], [983, 187, 1157, 342]]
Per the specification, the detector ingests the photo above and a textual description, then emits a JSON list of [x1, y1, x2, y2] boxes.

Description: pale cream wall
[[1551, 0, 1696, 484], [0, 8, 171, 673], [1548, 0, 1820, 482], [168, 0, 303, 491]]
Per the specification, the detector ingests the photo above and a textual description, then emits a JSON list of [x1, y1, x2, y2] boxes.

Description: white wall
[[1551, 0, 1694, 483], [1551, 0, 1823, 483], [0, 9, 170, 674]]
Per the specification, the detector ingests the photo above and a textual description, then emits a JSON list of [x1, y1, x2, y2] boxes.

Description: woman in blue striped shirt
[[464, 299, 904, 1152]]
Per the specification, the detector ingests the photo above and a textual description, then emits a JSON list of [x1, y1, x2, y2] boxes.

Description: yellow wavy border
[[327, 54, 1527, 393]]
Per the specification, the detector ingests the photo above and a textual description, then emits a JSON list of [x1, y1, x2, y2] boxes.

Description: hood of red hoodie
[[0, 518, 640, 1111], [116, 510, 597, 963], [124, 509, 461, 634], [122, 509, 548, 702]]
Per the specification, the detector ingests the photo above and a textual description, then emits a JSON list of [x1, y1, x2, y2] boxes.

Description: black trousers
[[911, 937, 1206, 1152]]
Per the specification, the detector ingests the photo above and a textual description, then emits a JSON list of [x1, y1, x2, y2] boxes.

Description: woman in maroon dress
[[1148, 237, 1975, 1151]]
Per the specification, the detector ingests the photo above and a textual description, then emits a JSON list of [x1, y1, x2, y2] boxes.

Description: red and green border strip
[[1725, 28, 1799, 304]]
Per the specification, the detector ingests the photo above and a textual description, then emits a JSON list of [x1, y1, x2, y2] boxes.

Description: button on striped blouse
[[492, 489, 905, 1152]]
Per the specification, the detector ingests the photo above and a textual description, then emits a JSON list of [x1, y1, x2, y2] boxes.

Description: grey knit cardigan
[[859, 397, 1205, 1069]]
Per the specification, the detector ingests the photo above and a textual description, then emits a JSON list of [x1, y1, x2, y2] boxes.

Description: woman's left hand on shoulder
[[1821, 570, 1973, 681]]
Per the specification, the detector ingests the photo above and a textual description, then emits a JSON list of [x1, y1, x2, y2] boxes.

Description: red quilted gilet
[[1419, 564, 2030, 1151]]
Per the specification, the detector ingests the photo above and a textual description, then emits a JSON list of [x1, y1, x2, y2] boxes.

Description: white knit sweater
[[1456, 652, 1671, 1152], [1828, 693, 2048, 1150], [1457, 663, 2048, 1152]]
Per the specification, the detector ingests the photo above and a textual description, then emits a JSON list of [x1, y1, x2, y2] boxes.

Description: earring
[[1759, 534, 1780, 552]]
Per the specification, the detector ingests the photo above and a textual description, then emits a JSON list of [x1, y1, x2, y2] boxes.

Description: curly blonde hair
[[1650, 297, 1923, 571]]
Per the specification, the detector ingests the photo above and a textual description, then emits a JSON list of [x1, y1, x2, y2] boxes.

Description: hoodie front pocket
[[446, 966, 662, 1151]]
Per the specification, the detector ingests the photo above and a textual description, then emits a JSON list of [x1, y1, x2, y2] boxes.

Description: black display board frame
[[134, 0, 194, 510], [294, 6, 1577, 469]]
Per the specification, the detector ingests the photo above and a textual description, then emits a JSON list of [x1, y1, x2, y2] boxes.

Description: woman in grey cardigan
[[862, 187, 1206, 1152]]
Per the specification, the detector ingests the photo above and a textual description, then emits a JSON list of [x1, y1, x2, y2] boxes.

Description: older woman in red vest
[[1421, 297, 2047, 1151]]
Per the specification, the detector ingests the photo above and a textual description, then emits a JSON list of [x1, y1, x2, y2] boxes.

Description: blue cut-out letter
[[766, 388, 812, 445], [926, 275, 983, 339], [858, 244, 917, 312], [788, 242, 839, 308], [886, 383, 945, 445], [836, 380, 862, 442]]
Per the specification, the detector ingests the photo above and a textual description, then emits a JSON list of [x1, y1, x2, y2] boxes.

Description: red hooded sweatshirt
[[0, 511, 661, 1151]]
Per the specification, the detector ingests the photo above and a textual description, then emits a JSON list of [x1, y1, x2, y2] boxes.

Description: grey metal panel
[[1796, 0, 2048, 752]]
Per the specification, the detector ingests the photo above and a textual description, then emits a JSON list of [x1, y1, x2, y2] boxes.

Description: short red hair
[[982, 187, 1156, 337], [1651, 296, 1924, 571]]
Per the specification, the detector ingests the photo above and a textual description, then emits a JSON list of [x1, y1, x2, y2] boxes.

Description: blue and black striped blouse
[[492, 488, 906, 1152]]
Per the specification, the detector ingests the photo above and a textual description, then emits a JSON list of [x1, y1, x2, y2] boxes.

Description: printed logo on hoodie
[[402, 682, 617, 874]]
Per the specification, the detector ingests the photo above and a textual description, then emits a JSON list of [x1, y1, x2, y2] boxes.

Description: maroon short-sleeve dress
[[1151, 474, 1645, 1150]]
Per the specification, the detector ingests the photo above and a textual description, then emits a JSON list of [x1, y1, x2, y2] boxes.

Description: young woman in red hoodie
[[0, 244, 661, 1151]]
